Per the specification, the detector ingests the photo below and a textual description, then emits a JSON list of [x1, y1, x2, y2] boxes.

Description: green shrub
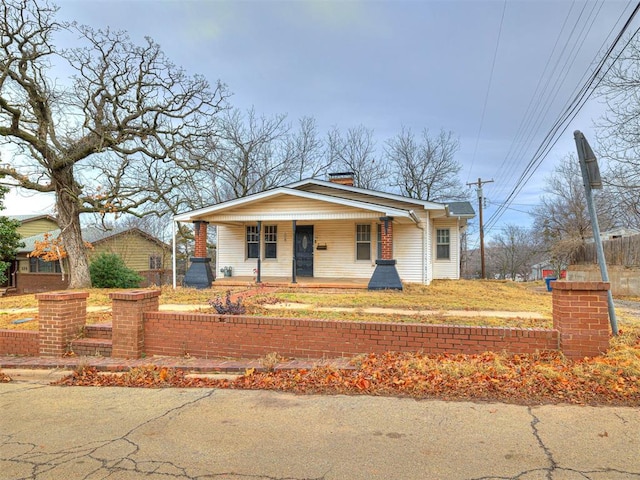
[[90, 253, 143, 288]]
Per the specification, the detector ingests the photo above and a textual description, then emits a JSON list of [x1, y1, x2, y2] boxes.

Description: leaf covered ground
[[52, 339, 640, 406]]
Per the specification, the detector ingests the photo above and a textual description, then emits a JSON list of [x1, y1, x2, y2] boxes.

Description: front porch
[[212, 276, 369, 289]]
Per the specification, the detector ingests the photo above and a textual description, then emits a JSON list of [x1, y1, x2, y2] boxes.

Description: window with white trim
[[264, 225, 277, 259], [356, 224, 371, 261], [246, 226, 259, 259], [436, 228, 450, 260]]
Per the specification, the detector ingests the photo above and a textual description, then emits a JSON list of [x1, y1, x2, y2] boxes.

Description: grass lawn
[[0, 280, 555, 330]]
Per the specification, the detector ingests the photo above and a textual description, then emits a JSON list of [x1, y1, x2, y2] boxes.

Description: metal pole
[[574, 130, 618, 335]]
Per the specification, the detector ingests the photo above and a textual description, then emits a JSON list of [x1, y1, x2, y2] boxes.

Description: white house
[[173, 174, 474, 289]]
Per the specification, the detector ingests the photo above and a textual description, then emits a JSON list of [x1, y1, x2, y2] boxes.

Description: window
[[29, 257, 62, 273], [246, 226, 259, 259], [436, 228, 450, 260], [264, 225, 277, 259], [356, 224, 371, 261], [149, 255, 162, 270], [377, 224, 383, 260]]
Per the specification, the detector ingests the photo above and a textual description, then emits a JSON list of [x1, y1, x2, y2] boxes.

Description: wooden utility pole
[[467, 178, 494, 279]]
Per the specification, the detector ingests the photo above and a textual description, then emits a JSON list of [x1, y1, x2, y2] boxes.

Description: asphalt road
[[1, 370, 639, 480]]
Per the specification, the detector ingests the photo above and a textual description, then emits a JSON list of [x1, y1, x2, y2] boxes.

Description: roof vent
[[328, 172, 355, 187]]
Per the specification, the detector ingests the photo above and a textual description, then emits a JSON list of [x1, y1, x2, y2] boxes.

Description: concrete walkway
[[1, 371, 639, 479]]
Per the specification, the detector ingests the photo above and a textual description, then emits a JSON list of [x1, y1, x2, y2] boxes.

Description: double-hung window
[[356, 224, 371, 261], [436, 228, 450, 260], [246, 226, 259, 259], [264, 225, 277, 259]]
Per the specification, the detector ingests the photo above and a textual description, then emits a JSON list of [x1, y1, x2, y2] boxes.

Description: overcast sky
[[4, 0, 637, 241]]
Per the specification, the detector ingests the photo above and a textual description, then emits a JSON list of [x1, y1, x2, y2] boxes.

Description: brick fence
[[0, 281, 613, 360]]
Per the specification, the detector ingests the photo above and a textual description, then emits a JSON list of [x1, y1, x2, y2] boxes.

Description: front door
[[295, 226, 314, 277]]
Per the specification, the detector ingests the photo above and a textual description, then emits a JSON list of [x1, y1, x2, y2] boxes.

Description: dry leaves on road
[[52, 349, 640, 406]]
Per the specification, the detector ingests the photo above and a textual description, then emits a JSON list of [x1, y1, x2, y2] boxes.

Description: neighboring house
[[10, 219, 172, 294], [175, 175, 475, 289], [531, 263, 567, 281], [1, 215, 59, 292], [592, 227, 640, 242]]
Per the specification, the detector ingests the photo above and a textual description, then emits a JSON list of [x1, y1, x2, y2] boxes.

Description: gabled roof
[[287, 178, 447, 210], [18, 226, 169, 252], [174, 185, 421, 222], [7, 214, 57, 224], [174, 178, 474, 223]]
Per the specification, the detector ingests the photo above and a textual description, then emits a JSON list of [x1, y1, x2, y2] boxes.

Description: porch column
[[183, 220, 214, 289], [291, 220, 297, 284], [256, 221, 262, 283], [368, 216, 403, 290]]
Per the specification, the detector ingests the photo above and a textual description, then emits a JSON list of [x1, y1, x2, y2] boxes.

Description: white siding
[[313, 220, 376, 279], [394, 221, 424, 284], [216, 195, 381, 221], [219, 217, 434, 283], [218, 222, 294, 277], [432, 219, 460, 279]]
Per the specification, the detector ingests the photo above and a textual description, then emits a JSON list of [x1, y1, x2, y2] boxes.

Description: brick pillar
[[552, 281, 610, 359], [194, 221, 208, 258], [37, 291, 88, 357], [380, 218, 393, 260], [184, 221, 214, 289], [110, 289, 160, 359], [368, 217, 402, 290]]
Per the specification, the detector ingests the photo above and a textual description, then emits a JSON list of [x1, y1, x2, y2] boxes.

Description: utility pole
[[467, 178, 494, 279]]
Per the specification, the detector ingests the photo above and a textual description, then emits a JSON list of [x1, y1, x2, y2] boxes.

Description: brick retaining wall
[[0, 282, 614, 360], [0, 330, 39, 356], [143, 312, 559, 359]]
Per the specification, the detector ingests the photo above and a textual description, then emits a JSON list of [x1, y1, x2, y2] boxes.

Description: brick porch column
[[552, 281, 610, 359], [37, 291, 88, 357], [183, 220, 214, 289], [368, 217, 402, 290], [110, 289, 160, 359], [380, 218, 393, 260]]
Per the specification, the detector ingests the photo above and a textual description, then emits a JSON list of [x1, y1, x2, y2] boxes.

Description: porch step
[[70, 338, 112, 357], [84, 323, 112, 340]]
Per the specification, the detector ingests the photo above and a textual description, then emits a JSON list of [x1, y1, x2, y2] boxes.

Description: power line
[[466, 1, 507, 183], [484, 1, 640, 234]]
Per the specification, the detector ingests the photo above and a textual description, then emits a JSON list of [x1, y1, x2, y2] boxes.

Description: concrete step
[[70, 338, 112, 357], [84, 323, 112, 340]]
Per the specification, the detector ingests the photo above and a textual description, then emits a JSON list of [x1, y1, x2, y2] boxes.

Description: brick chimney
[[328, 172, 355, 187]]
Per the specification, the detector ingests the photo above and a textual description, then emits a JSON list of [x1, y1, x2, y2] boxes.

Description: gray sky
[[4, 0, 637, 241]]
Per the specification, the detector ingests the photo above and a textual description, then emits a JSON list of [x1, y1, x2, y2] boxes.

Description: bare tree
[[0, 0, 227, 287], [487, 224, 542, 281], [327, 125, 388, 190], [285, 116, 329, 181], [531, 154, 616, 270], [596, 34, 640, 227], [385, 127, 466, 202]]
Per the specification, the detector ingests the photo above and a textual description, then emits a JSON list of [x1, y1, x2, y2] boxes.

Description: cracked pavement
[[1, 371, 639, 479]]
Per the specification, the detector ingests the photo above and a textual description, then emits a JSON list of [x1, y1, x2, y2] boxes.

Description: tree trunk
[[52, 165, 92, 289]]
